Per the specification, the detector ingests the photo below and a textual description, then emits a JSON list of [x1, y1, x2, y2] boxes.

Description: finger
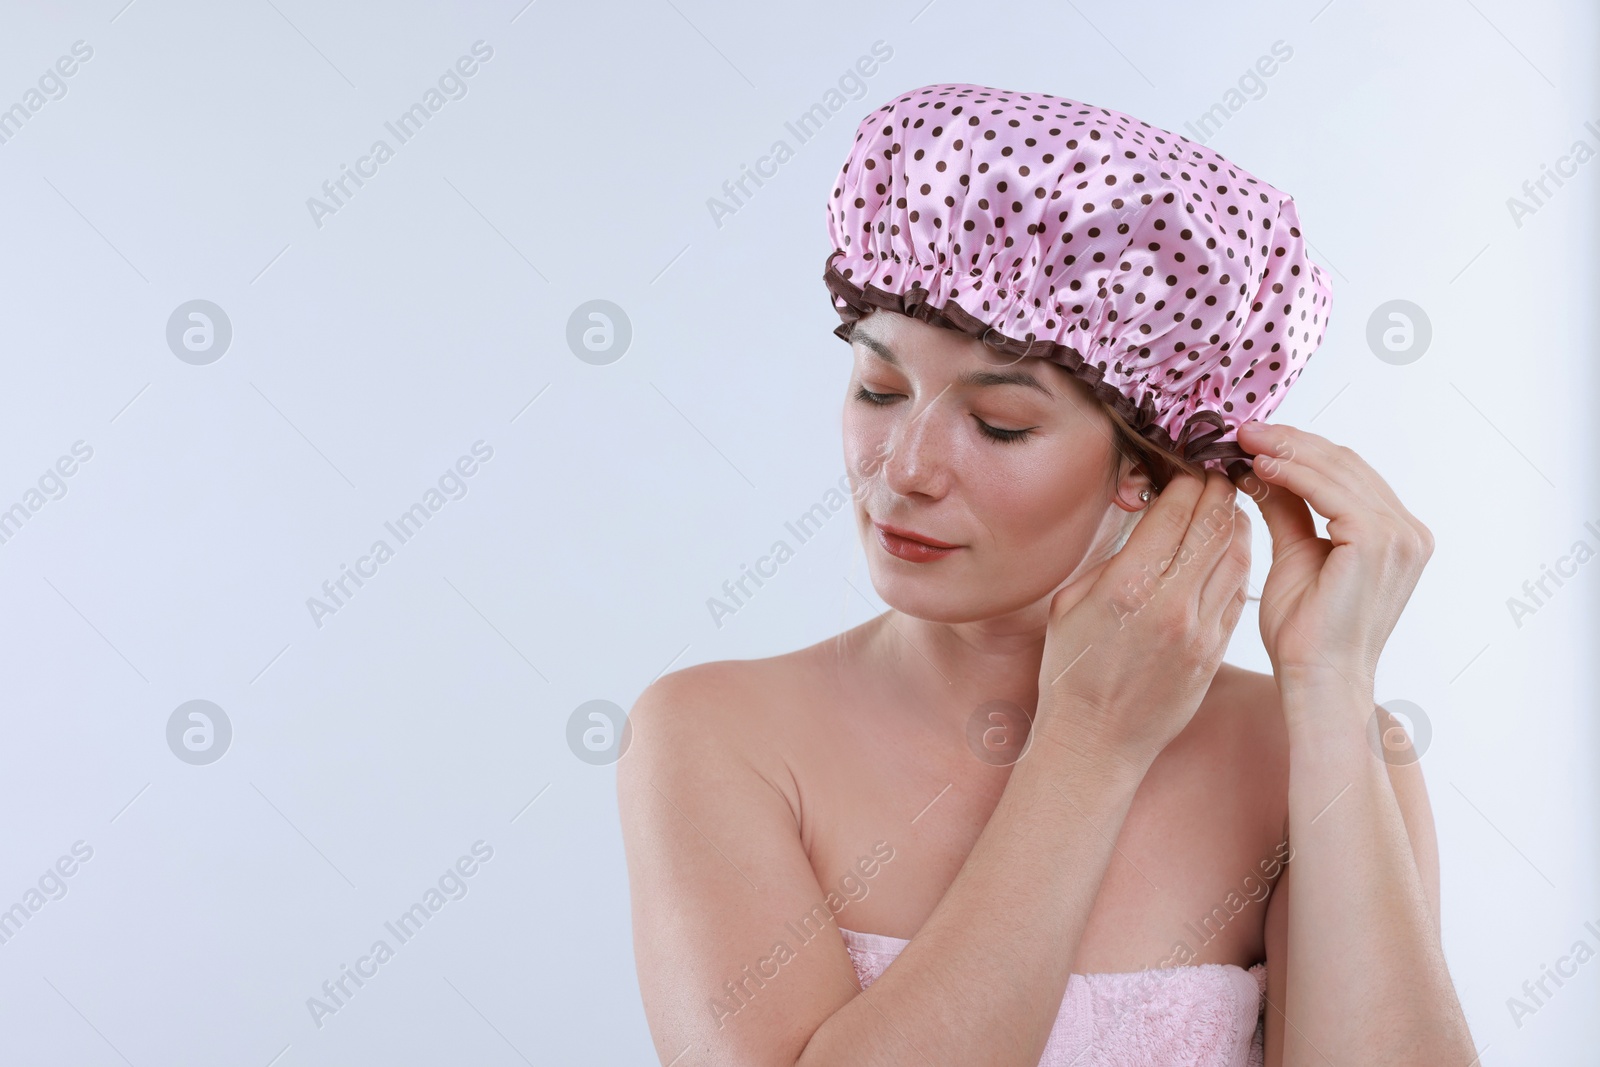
[[1102, 470, 1206, 583], [1203, 502, 1254, 627], [1109, 471, 1239, 629], [1217, 577, 1250, 642], [1243, 422, 1437, 569], [1232, 468, 1317, 565], [1239, 441, 1373, 543], [1160, 470, 1239, 587], [1239, 422, 1411, 525]]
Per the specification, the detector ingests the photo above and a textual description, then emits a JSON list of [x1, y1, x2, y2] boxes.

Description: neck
[[866, 605, 1051, 738], [851, 512, 1133, 739]]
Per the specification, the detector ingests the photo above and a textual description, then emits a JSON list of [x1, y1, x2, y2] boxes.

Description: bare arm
[[795, 725, 1151, 1066], [620, 472, 1254, 1066], [1260, 700, 1465, 1067], [619, 664, 1150, 1067], [1239, 422, 1473, 1066], [1263, 696, 1462, 1066]]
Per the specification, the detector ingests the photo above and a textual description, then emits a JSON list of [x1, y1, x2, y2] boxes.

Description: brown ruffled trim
[[823, 249, 1254, 480]]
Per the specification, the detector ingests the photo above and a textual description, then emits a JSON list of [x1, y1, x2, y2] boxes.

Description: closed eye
[[854, 386, 898, 407], [975, 420, 1034, 444], [852, 386, 1036, 444]]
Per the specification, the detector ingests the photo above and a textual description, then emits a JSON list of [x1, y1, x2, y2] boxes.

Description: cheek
[[975, 446, 1109, 546], [978, 478, 1059, 539], [841, 402, 886, 484]]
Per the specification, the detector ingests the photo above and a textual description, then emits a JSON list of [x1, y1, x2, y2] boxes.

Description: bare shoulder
[[625, 650, 812, 747], [615, 648, 862, 1066], [622, 619, 869, 767], [627, 658, 766, 738], [617, 653, 810, 822]]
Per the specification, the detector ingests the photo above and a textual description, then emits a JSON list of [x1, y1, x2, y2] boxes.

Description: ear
[[1111, 459, 1154, 513]]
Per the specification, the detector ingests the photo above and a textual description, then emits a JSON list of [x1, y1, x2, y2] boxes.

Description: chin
[[865, 557, 1048, 625]]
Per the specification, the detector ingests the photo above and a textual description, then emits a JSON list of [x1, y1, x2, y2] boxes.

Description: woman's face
[[843, 309, 1142, 624]]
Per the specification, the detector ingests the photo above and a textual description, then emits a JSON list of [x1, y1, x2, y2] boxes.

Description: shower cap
[[823, 82, 1332, 475]]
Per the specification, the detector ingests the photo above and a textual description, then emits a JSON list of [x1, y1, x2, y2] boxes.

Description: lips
[[873, 521, 959, 549], [872, 520, 962, 563]]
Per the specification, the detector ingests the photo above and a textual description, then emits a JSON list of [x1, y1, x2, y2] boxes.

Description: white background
[[0, 0, 1594, 1064]]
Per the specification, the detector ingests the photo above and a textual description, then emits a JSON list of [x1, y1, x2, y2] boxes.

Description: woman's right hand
[[1032, 470, 1253, 772]]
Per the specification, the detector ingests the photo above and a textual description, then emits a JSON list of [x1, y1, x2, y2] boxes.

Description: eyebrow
[[849, 322, 1057, 399]]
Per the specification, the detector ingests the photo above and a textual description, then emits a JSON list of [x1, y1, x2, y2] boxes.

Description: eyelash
[[852, 386, 1035, 444]]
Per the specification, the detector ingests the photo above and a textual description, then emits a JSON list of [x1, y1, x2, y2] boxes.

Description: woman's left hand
[[1232, 421, 1434, 695]]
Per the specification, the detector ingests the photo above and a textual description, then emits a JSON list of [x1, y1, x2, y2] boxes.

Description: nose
[[879, 394, 952, 499]]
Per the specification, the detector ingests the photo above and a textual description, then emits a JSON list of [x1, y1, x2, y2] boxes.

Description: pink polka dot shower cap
[[823, 82, 1332, 475]]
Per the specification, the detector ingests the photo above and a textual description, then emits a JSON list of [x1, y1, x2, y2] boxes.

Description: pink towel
[[838, 925, 1266, 1066]]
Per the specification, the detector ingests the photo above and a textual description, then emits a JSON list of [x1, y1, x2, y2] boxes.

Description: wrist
[[1026, 709, 1157, 785], [1284, 708, 1373, 755], [1273, 662, 1375, 703], [1278, 675, 1380, 755]]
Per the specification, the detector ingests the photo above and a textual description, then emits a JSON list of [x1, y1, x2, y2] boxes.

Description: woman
[[619, 83, 1475, 1065]]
